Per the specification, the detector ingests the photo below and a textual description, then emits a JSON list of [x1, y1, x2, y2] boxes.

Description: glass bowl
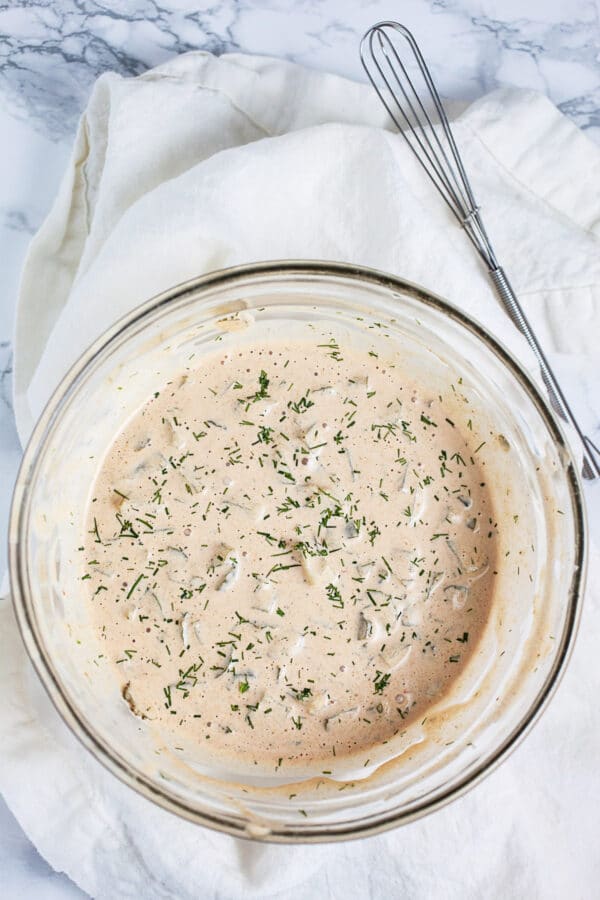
[[9, 261, 586, 841]]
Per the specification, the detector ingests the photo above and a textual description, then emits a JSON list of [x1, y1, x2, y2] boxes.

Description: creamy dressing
[[84, 337, 498, 774]]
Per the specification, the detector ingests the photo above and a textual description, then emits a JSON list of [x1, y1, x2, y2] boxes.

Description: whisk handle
[[489, 266, 600, 481]]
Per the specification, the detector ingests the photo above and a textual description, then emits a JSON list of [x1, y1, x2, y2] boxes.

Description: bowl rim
[[8, 259, 587, 842]]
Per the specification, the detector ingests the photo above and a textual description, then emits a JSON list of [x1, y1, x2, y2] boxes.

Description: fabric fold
[[4, 52, 600, 899]]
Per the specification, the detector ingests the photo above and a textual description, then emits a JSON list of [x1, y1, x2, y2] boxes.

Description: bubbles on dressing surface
[[83, 337, 499, 775]]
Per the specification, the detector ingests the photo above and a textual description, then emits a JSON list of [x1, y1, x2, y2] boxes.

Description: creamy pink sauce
[[84, 337, 497, 773]]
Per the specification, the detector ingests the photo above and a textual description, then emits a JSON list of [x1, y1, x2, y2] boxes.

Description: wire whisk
[[360, 21, 600, 481]]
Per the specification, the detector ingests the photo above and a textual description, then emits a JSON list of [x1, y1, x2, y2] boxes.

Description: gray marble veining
[[0, 0, 240, 138], [0, 2, 599, 896], [3, 207, 38, 234], [0, 341, 12, 409], [1, 1, 599, 141]]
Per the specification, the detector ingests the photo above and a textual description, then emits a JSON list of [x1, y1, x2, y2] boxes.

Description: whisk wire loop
[[360, 20, 600, 480], [361, 24, 500, 267]]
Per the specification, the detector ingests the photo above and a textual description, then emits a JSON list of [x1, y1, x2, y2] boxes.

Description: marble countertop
[[1, 1, 598, 897]]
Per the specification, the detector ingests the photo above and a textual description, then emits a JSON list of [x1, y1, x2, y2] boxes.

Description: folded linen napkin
[[2, 51, 600, 899]]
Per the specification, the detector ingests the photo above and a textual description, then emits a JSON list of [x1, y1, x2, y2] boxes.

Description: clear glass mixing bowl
[[9, 262, 586, 841]]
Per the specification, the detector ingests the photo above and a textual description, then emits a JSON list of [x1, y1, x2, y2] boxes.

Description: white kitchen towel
[[2, 51, 600, 899]]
